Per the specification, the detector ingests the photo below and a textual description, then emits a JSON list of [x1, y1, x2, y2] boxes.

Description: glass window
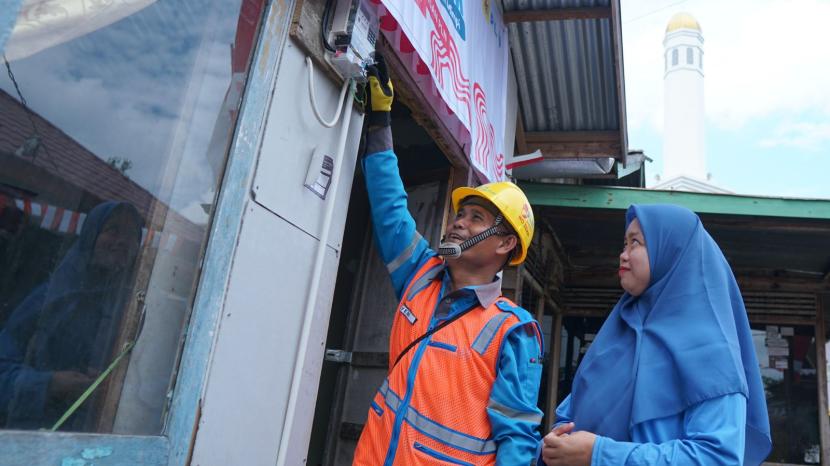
[[0, 0, 264, 434], [699, 50, 704, 70], [751, 324, 820, 464], [672, 48, 679, 66], [686, 47, 694, 65]]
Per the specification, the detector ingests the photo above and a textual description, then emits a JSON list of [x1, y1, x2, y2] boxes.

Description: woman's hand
[[541, 424, 596, 466], [48, 371, 94, 400]]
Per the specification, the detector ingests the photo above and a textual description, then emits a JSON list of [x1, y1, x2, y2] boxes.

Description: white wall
[[189, 40, 364, 465]]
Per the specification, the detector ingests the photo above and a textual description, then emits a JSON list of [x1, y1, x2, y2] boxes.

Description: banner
[[378, 0, 509, 182]]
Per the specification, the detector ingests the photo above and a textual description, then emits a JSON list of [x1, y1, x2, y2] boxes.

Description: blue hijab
[[1, 201, 143, 429], [28, 201, 143, 370], [569, 204, 771, 465]]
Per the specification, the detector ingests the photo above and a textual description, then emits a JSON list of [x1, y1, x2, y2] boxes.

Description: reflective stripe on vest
[[471, 312, 512, 355], [353, 257, 541, 466], [379, 380, 497, 454]]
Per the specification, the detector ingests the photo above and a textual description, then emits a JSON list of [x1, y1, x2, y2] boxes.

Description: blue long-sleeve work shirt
[[552, 393, 747, 465], [363, 128, 544, 465]]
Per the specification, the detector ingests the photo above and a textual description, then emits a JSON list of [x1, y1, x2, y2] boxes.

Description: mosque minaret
[[653, 13, 730, 193]]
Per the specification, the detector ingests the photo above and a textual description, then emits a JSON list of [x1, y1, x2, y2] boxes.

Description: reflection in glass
[[0, 0, 266, 433], [0, 202, 142, 430]]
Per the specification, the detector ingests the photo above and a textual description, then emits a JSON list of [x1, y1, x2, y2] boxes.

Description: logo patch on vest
[[399, 304, 417, 325]]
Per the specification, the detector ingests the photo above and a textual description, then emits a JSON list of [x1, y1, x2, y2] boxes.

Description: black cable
[[3, 55, 58, 170], [320, 0, 336, 52]]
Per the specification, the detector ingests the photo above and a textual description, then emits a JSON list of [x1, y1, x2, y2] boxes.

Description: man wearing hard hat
[[352, 56, 544, 465]]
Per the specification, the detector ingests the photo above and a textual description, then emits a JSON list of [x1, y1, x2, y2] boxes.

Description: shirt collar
[[440, 265, 503, 308]]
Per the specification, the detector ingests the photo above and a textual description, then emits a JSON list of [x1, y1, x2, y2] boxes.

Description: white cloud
[[622, 0, 830, 132], [0, 1, 240, 217], [759, 121, 830, 151]]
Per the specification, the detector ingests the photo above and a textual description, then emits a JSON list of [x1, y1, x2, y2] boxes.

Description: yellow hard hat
[[451, 181, 535, 265]]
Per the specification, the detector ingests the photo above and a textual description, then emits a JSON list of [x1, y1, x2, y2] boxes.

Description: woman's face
[[90, 209, 140, 272], [619, 218, 651, 296]]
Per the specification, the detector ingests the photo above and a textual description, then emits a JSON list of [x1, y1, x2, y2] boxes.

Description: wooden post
[[545, 311, 563, 429], [816, 294, 830, 466]]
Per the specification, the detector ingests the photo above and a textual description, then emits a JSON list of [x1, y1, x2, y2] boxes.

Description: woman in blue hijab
[[541, 204, 771, 465], [0, 201, 142, 430]]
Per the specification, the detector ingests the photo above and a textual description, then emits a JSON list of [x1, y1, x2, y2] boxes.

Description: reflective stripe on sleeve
[[386, 232, 423, 274], [487, 399, 543, 424]]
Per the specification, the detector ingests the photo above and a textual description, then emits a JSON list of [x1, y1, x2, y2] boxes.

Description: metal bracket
[[325, 349, 352, 364], [324, 349, 388, 367]]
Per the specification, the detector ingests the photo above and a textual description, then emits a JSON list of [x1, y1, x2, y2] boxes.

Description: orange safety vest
[[353, 257, 543, 466]]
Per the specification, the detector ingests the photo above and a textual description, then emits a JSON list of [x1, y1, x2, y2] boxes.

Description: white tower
[[654, 13, 728, 193], [663, 13, 705, 181]]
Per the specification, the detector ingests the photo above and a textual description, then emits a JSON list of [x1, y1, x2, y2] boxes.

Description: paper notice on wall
[[781, 327, 795, 336], [768, 346, 789, 357], [766, 336, 788, 348], [774, 359, 789, 369], [585, 333, 596, 342], [766, 325, 779, 338]]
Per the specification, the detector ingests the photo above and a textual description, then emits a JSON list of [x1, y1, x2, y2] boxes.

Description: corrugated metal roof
[[503, 0, 621, 132]]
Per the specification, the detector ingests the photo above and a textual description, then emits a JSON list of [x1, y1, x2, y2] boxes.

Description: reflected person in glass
[[541, 204, 772, 466], [0, 201, 142, 431]]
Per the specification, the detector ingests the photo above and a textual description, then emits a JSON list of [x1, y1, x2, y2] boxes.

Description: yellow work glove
[[366, 54, 393, 127]]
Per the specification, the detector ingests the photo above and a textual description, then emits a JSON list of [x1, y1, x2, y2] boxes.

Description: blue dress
[[556, 393, 747, 465], [552, 204, 771, 465]]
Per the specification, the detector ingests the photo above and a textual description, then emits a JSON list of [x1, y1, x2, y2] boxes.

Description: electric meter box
[[327, 0, 378, 81]]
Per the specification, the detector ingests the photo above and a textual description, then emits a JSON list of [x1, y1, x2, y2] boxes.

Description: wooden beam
[[525, 131, 621, 144], [290, 0, 345, 87], [503, 7, 611, 23], [523, 131, 623, 159], [536, 142, 622, 160]]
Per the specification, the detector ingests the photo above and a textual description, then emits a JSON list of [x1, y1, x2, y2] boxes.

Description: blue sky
[[1, 0, 240, 223], [621, 0, 830, 198]]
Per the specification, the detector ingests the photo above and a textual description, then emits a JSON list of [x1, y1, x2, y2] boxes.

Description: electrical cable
[[320, 0, 336, 52], [3, 55, 59, 170], [306, 56, 349, 128]]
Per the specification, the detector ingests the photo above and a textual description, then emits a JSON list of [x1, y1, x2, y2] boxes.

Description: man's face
[[446, 203, 497, 244], [446, 201, 516, 267]]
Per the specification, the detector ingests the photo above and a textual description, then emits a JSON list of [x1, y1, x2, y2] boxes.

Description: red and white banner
[[375, 0, 509, 182]]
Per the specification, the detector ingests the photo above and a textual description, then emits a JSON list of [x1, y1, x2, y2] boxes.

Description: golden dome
[[666, 12, 701, 33]]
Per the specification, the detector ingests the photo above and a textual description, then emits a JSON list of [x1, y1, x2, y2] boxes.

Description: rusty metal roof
[[502, 0, 628, 165]]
